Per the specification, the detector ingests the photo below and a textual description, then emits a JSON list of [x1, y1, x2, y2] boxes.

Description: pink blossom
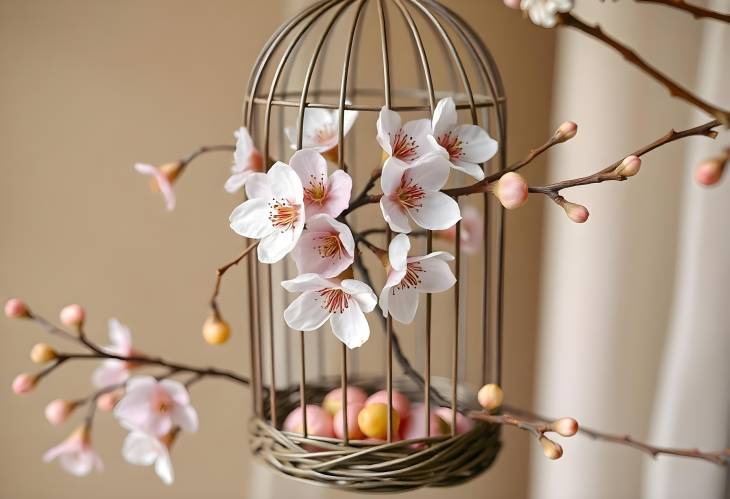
[[43, 425, 103, 476], [122, 430, 175, 485], [113, 376, 198, 437], [92, 319, 137, 388], [4, 298, 28, 318], [377, 107, 435, 164], [285, 107, 358, 156], [379, 154, 461, 233], [134, 162, 182, 211], [225, 127, 263, 193], [291, 214, 355, 278], [290, 149, 352, 220], [439, 205, 484, 254], [379, 234, 456, 324]]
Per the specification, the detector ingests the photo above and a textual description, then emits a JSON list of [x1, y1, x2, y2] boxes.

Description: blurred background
[[0, 1, 727, 498]]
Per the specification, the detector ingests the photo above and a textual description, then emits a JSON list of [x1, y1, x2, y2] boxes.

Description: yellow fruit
[[203, 317, 230, 345], [357, 402, 400, 440]]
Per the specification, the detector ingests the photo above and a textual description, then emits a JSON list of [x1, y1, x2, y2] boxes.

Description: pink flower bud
[[615, 155, 641, 177], [477, 383, 504, 411], [554, 121, 578, 143], [503, 0, 521, 8], [561, 201, 589, 223], [12, 373, 37, 395], [493, 172, 528, 210], [59, 304, 85, 328], [550, 417, 579, 437], [695, 157, 727, 186], [4, 298, 29, 318], [45, 399, 76, 426], [540, 436, 563, 460], [96, 388, 124, 412]]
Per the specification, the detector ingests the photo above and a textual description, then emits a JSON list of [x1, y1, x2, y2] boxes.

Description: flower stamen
[[396, 179, 425, 210], [304, 174, 328, 206], [316, 234, 344, 261], [269, 199, 300, 231], [394, 262, 423, 292], [317, 288, 351, 314], [391, 130, 419, 162], [437, 131, 464, 161]]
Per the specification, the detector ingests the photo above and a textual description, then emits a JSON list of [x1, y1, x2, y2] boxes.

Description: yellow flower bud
[[203, 316, 230, 345], [30, 343, 57, 364], [477, 383, 504, 411]]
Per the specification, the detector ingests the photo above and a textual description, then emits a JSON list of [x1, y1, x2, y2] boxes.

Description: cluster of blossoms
[[503, 0, 574, 28], [226, 98, 498, 349], [7, 302, 198, 485]]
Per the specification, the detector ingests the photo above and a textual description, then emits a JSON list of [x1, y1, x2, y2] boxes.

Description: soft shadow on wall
[[0, 1, 555, 498]]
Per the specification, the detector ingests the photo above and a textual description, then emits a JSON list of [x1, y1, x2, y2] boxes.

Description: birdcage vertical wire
[[242, 0, 507, 491]]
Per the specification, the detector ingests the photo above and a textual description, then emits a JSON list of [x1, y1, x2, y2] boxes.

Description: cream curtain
[[531, 1, 729, 499]]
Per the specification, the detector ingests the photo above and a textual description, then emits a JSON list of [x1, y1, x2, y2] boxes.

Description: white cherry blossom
[[225, 127, 263, 193], [284, 107, 358, 155], [122, 430, 175, 485], [376, 107, 435, 164], [289, 149, 352, 220], [291, 214, 355, 278], [520, 0, 573, 28]]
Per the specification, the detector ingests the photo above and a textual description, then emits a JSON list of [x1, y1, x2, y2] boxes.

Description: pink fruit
[[401, 403, 450, 443], [366, 389, 411, 422], [434, 407, 475, 435], [322, 386, 368, 415], [333, 402, 365, 440], [283, 405, 334, 438]]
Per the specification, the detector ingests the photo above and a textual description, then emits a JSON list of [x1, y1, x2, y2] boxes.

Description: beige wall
[[0, 1, 555, 498]]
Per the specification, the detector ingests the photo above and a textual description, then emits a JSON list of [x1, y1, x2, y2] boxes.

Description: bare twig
[[528, 119, 721, 202], [504, 405, 729, 466], [558, 12, 730, 126], [209, 241, 259, 319], [180, 144, 235, 169], [634, 0, 730, 23]]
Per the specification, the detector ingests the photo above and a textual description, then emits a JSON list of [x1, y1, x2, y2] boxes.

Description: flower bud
[[96, 388, 124, 412], [45, 399, 76, 426], [539, 436, 563, 460], [12, 373, 37, 395], [59, 304, 85, 328], [615, 155, 641, 177], [158, 161, 184, 184], [695, 156, 727, 186], [554, 121, 578, 143], [550, 417, 579, 437], [477, 383, 504, 411], [560, 200, 589, 223], [503, 0, 521, 8], [30, 343, 57, 364], [4, 298, 29, 318], [203, 316, 230, 345], [493, 172, 528, 210]]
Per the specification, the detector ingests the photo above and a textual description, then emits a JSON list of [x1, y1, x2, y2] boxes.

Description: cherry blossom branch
[[209, 241, 259, 320], [24, 312, 250, 386], [180, 144, 235, 170], [341, 167, 382, 217], [558, 12, 730, 126], [528, 119, 721, 202], [503, 405, 729, 465], [634, 0, 730, 23]]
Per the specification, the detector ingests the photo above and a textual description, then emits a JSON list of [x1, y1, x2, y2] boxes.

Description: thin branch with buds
[[558, 12, 730, 126], [634, 0, 730, 23], [209, 241, 259, 319], [503, 405, 729, 465]]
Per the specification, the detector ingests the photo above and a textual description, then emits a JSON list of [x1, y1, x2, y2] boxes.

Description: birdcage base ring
[[248, 378, 502, 493]]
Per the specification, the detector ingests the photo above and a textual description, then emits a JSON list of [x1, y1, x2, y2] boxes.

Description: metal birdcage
[[242, 0, 507, 492]]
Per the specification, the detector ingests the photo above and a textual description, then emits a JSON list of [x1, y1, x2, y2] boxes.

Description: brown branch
[[27, 314, 250, 386], [528, 119, 721, 200], [635, 0, 730, 23], [469, 410, 569, 459], [181, 144, 235, 168], [341, 167, 382, 217], [504, 405, 729, 466], [558, 12, 730, 126], [209, 241, 259, 319]]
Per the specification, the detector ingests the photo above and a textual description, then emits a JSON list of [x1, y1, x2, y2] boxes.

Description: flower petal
[[155, 452, 175, 485], [283, 290, 331, 331], [340, 279, 377, 312], [380, 195, 412, 234], [108, 318, 132, 350], [271, 157, 304, 204], [225, 171, 255, 193], [405, 153, 451, 191], [257, 217, 303, 263], [451, 159, 485, 181], [380, 157, 407, 195], [432, 97, 457, 137], [229, 198, 275, 240], [172, 404, 199, 433], [388, 234, 410, 272], [329, 300, 370, 349], [244, 172, 272, 199], [323, 169, 352, 218], [400, 118, 435, 161], [233, 127, 255, 172], [59, 451, 95, 476], [376, 107, 402, 155], [412, 252, 456, 293], [122, 431, 160, 466], [159, 379, 190, 406], [290, 149, 328, 188], [453, 124, 498, 164], [408, 191, 461, 231], [385, 287, 420, 324], [281, 273, 337, 293], [92, 360, 129, 388]]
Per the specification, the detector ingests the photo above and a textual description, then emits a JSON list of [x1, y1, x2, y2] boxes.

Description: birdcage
[[242, 0, 507, 492]]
